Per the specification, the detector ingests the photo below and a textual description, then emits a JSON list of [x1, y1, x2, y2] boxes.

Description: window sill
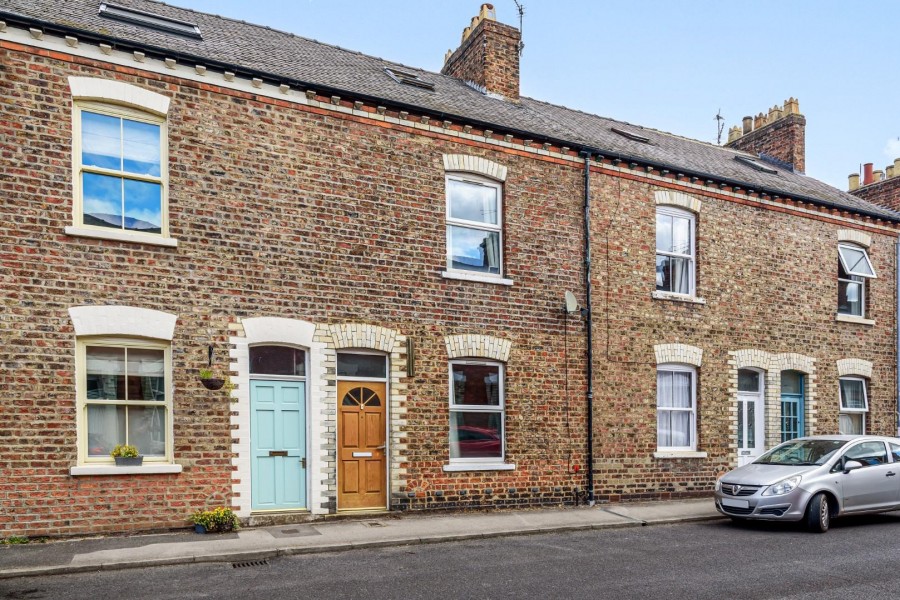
[[70, 464, 183, 476], [443, 462, 516, 472], [65, 226, 178, 248], [835, 314, 875, 326], [442, 271, 513, 286], [653, 451, 707, 459], [651, 291, 706, 305]]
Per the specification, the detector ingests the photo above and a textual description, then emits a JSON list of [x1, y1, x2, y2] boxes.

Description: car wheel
[[805, 492, 830, 533]]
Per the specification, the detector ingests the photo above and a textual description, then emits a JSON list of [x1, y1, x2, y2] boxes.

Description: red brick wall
[[0, 43, 588, 535], [852, 177, 900, 213], [0, 40, 896, 535]]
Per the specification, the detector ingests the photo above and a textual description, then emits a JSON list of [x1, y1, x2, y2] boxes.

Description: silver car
[[715, 435, 900, 532]]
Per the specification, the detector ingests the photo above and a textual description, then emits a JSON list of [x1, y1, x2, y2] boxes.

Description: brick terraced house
[[1, 1, 899, 536]]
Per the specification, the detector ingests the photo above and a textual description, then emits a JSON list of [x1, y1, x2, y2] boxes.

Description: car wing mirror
[[843, 459, 864, 473]]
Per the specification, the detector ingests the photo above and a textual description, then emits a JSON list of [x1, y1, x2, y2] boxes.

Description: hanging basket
[[200, 377, 225, 391]]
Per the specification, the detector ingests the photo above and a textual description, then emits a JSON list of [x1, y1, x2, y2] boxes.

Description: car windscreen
[[754, 439, 849, 466]]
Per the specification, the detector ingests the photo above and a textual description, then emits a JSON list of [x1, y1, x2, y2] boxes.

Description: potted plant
[[198, 367, 226, 391], [189, 507, 240, 533], [110, 444, 143, 466]]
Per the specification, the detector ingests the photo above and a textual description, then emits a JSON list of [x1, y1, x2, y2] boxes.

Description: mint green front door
[[251, 380, 306, 510]]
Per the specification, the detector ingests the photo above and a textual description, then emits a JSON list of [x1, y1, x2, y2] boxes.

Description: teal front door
[[251, 379, 306, 510]]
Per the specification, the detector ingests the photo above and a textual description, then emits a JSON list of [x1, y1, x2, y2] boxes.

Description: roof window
[[99, 3, 203, 40], [734, 155, 778, 174], [610, 127, 650, 144], [384, 68, 435, 91]]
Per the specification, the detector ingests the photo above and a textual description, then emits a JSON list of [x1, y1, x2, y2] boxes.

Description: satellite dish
[[564, 291, 579, 314]]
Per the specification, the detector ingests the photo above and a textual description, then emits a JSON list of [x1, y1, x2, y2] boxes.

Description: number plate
[[722, 498, 749, 509]]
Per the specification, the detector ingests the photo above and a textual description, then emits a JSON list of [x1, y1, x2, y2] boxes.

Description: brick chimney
[[725, 98, 806, 173], [441, 4, 521, 102], [848, 157, 900, 212]]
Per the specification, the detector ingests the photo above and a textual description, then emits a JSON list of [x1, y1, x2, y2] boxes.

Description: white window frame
[[71, 100, 170, 241], [837, 243, 875, 318], [838, 376, 868, 435], [655, 206, 696, 297], [76, 336, 174, 465], [656, 364, 697, 452], [448, 359, 505, 465], [445, 174, 504, 279]]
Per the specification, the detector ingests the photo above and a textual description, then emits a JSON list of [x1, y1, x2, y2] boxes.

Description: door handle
[[886, 471, 896, 477], [300, 457, 307, 469], [376, 445, 386, 450]]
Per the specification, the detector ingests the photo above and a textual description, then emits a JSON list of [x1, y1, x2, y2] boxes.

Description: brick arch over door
[[729, 350, 817, 451], [229, 317, 327, 517], [321, 323, 408, 511]]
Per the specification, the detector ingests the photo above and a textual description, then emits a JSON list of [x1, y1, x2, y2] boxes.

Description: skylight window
[[610, 127, 650, 144], [99, 3, 203, 39], [734, 155, 778, 174], [384, 68, 435, 91]]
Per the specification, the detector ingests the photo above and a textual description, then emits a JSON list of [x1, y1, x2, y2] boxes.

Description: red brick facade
[[1, 12, 897, 538]]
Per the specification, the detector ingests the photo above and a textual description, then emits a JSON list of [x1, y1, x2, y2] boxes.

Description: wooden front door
[[337, 380, 386, 510], [251, 379, 306, 511]]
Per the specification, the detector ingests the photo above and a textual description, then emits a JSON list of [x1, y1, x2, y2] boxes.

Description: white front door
[[737, 369, 765, 467]]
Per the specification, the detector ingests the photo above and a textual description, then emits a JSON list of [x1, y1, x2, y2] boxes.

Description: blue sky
[[168, 0, 899, 191]]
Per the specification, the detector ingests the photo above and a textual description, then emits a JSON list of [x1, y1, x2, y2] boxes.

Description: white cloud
[[884, 138, 900, 161]]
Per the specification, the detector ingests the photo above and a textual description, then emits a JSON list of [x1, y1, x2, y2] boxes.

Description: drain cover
[[363, 521, 386, 528], [232, 559, 269, 568]]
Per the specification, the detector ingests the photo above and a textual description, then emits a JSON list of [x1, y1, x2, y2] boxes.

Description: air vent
[[384, 68, 435, 91], [99, 3, 203, 40], [734, 155, 778, 174], [610, 127, 650, 144]]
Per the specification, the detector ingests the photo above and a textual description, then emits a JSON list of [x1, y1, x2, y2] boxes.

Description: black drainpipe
[[581, 151, 595, 505]]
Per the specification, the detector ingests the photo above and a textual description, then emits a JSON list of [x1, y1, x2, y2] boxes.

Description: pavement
[[0, 498, 721, 579]]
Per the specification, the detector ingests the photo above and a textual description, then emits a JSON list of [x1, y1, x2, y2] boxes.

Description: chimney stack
[[725, 98, 806, 173], [848, 157, 900, 212], [441, 3, 522, 102]]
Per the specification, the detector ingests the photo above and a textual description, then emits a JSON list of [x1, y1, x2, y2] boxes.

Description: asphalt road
[[4, 514, 900, 600]]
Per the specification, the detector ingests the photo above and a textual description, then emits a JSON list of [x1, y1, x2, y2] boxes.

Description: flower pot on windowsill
[[200, 377, 225, 391], [114, 456, 144, 467]]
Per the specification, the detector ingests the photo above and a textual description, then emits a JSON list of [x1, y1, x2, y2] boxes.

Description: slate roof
[[3, 0, 898, 221]]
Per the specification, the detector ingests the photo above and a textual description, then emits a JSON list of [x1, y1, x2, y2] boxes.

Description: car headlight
[[762, 476, 801, 496]]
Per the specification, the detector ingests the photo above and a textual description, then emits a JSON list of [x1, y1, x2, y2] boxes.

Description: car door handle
[[887, 472, 896, 477]]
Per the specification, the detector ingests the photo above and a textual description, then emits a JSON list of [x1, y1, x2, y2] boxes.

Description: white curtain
[[657, 371, 692, 447], [671, 258, 690, 295]]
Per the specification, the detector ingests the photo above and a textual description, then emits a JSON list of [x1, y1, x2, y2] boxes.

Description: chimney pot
[[742, 116, 753, 134], [894, 158, 900, 177], [873, 169, 884, 182], [886, 165, 895, 179], [863, 163, 874, 185], [848, 173, 860, 191], [727, 126, 742, 143]]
